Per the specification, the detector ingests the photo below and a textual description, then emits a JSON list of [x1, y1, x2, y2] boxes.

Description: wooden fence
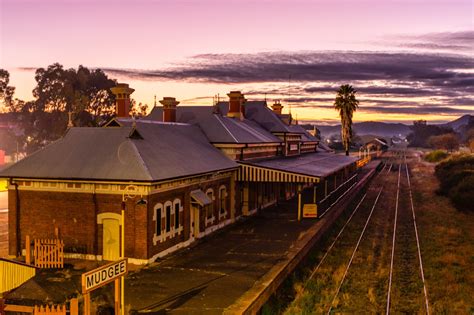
[[26, 235, 64, 269], [1, 298, 78, 315], [33, 304, 66, 315]]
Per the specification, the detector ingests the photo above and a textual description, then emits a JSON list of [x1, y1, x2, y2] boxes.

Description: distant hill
[[440, 114, 473, 131], [308, 114, 473, 139], [315, 121, 411, 138]]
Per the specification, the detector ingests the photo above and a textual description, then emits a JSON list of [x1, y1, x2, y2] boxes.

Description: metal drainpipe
[[12, 179, 20, 256], [93, 184, 98, 255]]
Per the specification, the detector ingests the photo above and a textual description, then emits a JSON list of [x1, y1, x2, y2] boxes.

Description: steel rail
[[405, 155, 430, 315], [327, 187, 384, 314]]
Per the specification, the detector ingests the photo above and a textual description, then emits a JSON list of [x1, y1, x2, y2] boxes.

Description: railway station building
[[0, 84, 358, 264]]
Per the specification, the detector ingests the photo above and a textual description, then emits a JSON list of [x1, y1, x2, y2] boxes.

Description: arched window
[[153, 203, 163, 245], [206, 188, 214, 220], [173, 198, 181, 229], [164, 201, 173, 233], [219, 185, 227, 217]]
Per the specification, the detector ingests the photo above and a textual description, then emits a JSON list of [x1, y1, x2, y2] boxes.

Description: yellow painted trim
[[97, 212, 123, 225]]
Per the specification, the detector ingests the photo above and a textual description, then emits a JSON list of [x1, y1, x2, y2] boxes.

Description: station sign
[[303, 204, 318, 218], [81, 258, 127, 294]]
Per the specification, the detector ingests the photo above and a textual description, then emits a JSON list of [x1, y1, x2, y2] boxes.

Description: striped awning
[[236, 163, 320, 183]]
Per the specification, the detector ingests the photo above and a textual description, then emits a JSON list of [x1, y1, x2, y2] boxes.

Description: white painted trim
[[64, 252, 101, 261], [205, 215, 216, 226], [152, 203, 163, 246], [218, 185, 228, 220]]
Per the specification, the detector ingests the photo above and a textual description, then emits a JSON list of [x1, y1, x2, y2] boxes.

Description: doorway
[[102, 218, 120, 261], [191, 204, 200, 238]]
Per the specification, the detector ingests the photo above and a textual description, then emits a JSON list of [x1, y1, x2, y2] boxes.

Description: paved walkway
[[6, 198, 314, 313], [125, 200, 313, 314]]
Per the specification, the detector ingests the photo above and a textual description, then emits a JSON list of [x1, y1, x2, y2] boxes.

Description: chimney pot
[[111, 83, 135, 118], [227, 91, 246, 119], [271, 100, 284, 115], [160, 97, 180, 122]]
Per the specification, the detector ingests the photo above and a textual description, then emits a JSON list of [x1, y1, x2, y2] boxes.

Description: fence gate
[[33, 238, 64, 269]]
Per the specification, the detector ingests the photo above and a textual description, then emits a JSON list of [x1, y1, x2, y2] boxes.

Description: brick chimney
[[111, 83, 135, 118], [227, 91, 246, 119], [271, 100, 283, 115], [160, 97, 180, 122]]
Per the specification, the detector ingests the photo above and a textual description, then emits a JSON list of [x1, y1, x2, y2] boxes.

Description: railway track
[[290, 150, 430, 314]]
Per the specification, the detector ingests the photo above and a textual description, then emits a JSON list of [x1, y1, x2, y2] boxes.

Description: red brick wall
[[8, 175, 234, 260], [147, 176, 232, 259], [8, 189, 148, 259]]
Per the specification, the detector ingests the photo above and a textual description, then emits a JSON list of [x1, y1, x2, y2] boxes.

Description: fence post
[[70, 298, 79, 315], [26, 235, 31, 265]]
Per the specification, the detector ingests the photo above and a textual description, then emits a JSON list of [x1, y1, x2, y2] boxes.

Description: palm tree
[[334, 84, 359, 156]]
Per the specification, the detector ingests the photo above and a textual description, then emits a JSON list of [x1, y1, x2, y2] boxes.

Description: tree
[[0, 69, 16, 111], [407, 120, 453, 148], [334, 84, 359, 156], [130, 100, 149, 118], [4, 64, 118, 153], [427, 133, 460, 152]]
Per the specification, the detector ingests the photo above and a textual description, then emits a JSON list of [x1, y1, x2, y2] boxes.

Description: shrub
[[424, 150, 449, 163], [435, 154, 474, 181], [435, 154, 474, 211], [449, 175, 474, 212]]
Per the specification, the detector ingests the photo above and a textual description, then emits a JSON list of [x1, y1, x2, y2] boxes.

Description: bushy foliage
[[449, 175, 474, 212], [435, 154, 474, 211], [427, 133, 460, 152], [424, 150, 449, 163], [407, 120, 454, 148]]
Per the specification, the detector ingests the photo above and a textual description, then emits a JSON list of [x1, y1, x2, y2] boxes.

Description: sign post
[[81, 258, 128, 315]]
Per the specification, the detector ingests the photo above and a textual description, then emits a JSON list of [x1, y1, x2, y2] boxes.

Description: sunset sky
[[1, 0, 473, 124]]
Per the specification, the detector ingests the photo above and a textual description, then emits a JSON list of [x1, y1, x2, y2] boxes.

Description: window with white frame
[[206, 188, 214, 219], [173, 198, 182, 229], [153, 199, 183, 245], [219, 185, 227, 218], [205, 188, 216, 226], [165, 202, 172, 232], [153, 203, 163, 245]]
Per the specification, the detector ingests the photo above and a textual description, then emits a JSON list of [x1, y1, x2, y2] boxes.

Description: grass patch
[[412, 161, 474, 313], [424, 150, 449, 163], [261, 188, 372, 314]]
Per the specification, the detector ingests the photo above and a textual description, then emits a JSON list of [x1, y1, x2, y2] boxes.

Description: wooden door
[[102, 218, 120, 261]]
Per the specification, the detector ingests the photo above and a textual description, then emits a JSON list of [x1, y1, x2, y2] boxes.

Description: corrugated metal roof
[[287, 124, 320, 142], [217, 101, 293, 133], [0, 122, 237, 182], [240, 152, 357, 178], [147, 106, 282, 144]]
